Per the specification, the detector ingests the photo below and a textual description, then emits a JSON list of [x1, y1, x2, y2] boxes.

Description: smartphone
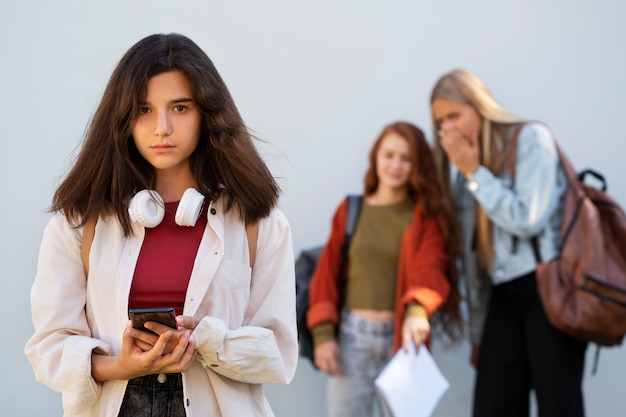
[[129, 307, 177, 335]]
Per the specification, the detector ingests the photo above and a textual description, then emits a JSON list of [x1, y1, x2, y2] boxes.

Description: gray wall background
[[2, 1, 625, 416]]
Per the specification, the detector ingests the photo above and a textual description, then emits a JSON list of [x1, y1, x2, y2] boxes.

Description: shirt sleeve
[[465, 123, 561, 238], [24, 214, 111, 415], [306, 199, 348, 329], [192, 209, 298, 385]]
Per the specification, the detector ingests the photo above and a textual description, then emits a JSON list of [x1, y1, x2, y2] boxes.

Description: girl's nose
[[153, 111, 172, 138], [441, 121, 454, 131]]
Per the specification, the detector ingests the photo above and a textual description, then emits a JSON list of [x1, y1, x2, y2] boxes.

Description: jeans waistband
[[341, 309, 394, 336], [127, 373, 183, 388]]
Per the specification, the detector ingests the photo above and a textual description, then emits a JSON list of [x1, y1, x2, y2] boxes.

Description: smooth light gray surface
[[2, 1, 625, 416]]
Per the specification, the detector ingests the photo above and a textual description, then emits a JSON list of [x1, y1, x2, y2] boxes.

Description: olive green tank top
[[345, 198, 415, 311]]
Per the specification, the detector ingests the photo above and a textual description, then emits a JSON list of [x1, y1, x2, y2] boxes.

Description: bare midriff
[[351, 309, 394, 322]]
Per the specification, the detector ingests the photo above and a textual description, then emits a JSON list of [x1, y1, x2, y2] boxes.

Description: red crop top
[[128, 201, 207, 316]]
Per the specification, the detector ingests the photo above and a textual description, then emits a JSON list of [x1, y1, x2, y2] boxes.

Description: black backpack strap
[[345, 195, 363, 242], [340, 194, 363, 267], [530, 236, 542, 263], [591, 344, 601, 375], [337, 195, 363, 308]]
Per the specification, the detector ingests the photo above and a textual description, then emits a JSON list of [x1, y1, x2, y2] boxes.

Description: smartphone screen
[[129, 307, 177, 334]]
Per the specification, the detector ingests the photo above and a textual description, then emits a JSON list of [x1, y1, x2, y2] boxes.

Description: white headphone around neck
[[128, 188, 205, 228]]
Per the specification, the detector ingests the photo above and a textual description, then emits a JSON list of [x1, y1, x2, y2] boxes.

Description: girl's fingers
[[128, 327, 159, 345], [135, 339, 155, 352], [176, 315, 199, 330], [125, 326, 195, 374], [159, 329, 193, 363], [155, 334, 196, 373], [179, 340, 198, 371], [402, 316, 431, 352], [143, 321, 176, 336]]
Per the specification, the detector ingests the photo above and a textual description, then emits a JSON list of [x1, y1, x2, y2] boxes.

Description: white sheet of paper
[[374, 343, 449, 417]]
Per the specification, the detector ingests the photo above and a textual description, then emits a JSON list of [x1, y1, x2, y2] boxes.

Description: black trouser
[[118, 373, 186, 417], [473, 272, 587, 417]]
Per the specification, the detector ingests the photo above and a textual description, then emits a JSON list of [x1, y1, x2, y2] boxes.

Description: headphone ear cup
[[128, 190, 165, 228], [176, 188, 205, 227]]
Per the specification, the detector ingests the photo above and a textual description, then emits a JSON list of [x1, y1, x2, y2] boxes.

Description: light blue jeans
[[327, 309, 394, 417]]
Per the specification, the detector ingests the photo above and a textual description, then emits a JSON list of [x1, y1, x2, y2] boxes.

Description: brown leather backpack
[[512, 124, 626, 347]]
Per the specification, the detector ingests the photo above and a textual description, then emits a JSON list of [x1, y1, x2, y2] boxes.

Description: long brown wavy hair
[[51, 33, 279, 235], [364, 121, 463, 342]]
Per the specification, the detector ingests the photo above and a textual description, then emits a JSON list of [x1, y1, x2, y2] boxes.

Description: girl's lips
[[152, 144, 175, 152]]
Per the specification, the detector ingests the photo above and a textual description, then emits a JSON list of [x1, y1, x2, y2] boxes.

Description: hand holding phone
[[129, 307, 177, 335]]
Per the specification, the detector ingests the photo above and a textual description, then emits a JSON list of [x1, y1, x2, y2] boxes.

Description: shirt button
[[467, 180, 479, 192]]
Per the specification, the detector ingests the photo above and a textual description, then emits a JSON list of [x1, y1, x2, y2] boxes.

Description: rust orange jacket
[[306, 197, 451, 352]]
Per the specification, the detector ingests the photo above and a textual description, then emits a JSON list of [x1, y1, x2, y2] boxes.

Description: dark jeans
[[473, 272, 587, 417], [118, 373, 186, 417]]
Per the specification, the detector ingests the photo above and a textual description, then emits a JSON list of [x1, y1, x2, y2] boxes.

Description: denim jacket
[[454, 122, 568, 344]]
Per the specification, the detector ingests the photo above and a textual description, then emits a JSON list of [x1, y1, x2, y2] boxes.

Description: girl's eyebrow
[[434, 112, 453, 125], [170, 97, 193, 104], [138, 97, 194, 105]]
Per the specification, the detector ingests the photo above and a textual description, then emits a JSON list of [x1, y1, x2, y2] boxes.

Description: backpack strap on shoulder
[[345, 195, 363, 241], [508, 123, 525, 188], [81, 216, 98, 276], [508, 123, 525, 256], [337, 195, 363, 294], [246, 222, 258, 268]]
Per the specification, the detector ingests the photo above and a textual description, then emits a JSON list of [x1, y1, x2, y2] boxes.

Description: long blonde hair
[[430, 69, 523, 274]]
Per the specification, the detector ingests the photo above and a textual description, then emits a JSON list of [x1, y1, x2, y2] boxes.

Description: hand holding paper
[[374, 343, 449, 417]]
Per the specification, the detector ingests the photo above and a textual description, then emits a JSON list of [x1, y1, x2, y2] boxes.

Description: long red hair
[[364, 121, 463, 342]]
